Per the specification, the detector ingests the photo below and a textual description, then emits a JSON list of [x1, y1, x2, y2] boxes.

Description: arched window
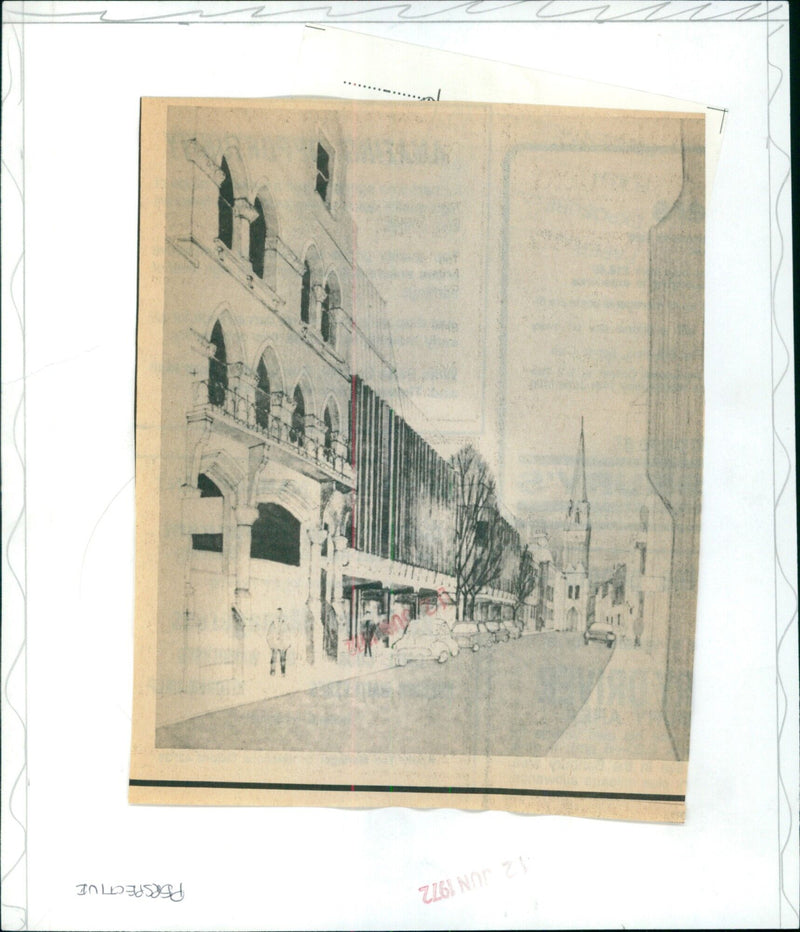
[[208, 321, 228, 406], [321, 273, 340, 345], [321, 283, 332, 344], [250, 503, 301, 565], [290, 385, 306, 445], [197, 473, 223, 497], [218, 157, 234, 250], [255, 358, 271, 430], [300, 261, 311, 325], [249, 197, 267, 279], [323, 405, 335, 460]]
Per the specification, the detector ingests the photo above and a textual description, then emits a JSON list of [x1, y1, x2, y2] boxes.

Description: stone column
[[234, 505, 259, 684], [307, 526, 327, 665], [332, 534, 349, 658], [234, 197, 258, 260], [229, 362, 258, 428]]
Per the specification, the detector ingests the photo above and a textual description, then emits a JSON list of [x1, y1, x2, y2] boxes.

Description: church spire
[[570, 415, 588, 504], [563, 418, 591, 572]]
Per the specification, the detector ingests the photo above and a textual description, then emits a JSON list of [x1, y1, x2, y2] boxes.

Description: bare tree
[[511, 544, 538, 625], [451, 445, 505, 620]]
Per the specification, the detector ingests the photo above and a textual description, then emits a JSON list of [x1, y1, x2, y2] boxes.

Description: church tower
[[556, 418, 592, 632], [563, 417, 591, 573]]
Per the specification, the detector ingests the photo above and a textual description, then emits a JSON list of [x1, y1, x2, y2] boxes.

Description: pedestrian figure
[[633, 611, 644, 648], [362, 610, 376, 658], [267, 607, 291, 676]]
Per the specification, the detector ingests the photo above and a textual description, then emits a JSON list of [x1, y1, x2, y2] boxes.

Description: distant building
[[530, 531, 556, 630], [553, 419, 591, 631]]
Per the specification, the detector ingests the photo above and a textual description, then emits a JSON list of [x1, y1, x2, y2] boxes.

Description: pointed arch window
[[300, 261, 312, 325], [290, 386, 306, 445], [323, 405, 335, 460], [321, 283, 332, 343], [208, 321, 228, 407], [250, 503, 301, 565], [255, 358, 271, 430], [249, 196, 267, 279], [321, 273, 340, 346], [197, 473, 223, 497], [218, 157, 234, 250]]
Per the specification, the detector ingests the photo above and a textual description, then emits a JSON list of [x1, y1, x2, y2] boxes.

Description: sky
[[344, 102, 688, 578]]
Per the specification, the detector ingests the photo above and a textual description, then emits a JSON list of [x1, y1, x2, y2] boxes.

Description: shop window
[[250, 503, 301, 565], [218, 157, 234, 250]]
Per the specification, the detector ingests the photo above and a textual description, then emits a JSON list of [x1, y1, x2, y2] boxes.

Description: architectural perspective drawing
[[131, 99, 704, 816]]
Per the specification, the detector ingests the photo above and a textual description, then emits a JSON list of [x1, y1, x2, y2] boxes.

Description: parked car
[[485, 620, 509, 643], [583, 622, 616, 648], [392, 617, 459, 666], [500, 619, 522, 640], [451, 621, 494, 652]]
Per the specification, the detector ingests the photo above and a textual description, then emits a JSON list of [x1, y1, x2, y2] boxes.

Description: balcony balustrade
[[194, 379, 353, 485]]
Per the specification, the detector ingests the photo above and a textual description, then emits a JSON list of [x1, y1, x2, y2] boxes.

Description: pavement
[[157, 638, 399, 728], [547, 635, 676, 761]]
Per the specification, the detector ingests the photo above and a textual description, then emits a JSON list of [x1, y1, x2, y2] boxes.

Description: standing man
[[267, 607, 291, 676], [362, 608, 376, 658]]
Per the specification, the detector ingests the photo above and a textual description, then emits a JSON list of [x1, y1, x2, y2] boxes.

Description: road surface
[[158, 631, 613, 757]]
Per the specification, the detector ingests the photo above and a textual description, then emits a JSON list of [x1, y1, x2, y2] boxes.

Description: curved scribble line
[[2, 21, 27, 929], [767, 10, 799, 924], [0, 0, 789, 23], [78, 476, 135, 595], [1, 28, 22, 106]]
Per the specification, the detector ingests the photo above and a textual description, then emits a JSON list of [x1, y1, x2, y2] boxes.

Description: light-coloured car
[[451, 621, 494, 652], [485, 620, 509, 643], [392, 617, 459, 666], [583, 622, 617, 648], [500, 619, 522, 640]]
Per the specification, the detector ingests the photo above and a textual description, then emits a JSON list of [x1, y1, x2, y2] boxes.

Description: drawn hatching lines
[[766, 19, 799, 928], [0, 0, 789, 23], [1, 21, 27, 932]]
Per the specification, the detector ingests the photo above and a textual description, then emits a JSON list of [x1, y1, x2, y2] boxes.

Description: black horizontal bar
[[130, 779, 683, 803]]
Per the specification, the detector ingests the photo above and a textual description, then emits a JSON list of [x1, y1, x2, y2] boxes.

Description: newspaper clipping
[[130, 98, 704, 821]]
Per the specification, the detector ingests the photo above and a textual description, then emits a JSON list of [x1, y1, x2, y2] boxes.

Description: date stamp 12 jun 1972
[[418, 856, 529, 905]]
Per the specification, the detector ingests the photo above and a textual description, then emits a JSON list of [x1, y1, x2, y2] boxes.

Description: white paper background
[[1, 2, 796, 930]]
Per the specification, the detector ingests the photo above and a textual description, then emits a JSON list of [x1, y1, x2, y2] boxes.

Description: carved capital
[[307, 526, 328, 547], [312, 283, 327, 303], [234, 197, 258, 223], [333, 534, 350, 553]]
